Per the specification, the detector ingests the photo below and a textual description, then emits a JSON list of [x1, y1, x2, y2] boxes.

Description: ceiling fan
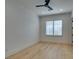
[[36, 0, 53, 10]]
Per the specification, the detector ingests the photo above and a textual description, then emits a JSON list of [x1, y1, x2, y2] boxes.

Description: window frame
[[45, 20, 63, 37]]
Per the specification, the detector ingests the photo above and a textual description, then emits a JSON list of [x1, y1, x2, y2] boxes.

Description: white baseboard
[[6, 40, 39, 57]]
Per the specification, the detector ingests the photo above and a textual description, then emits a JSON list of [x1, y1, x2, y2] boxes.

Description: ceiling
[[8, 0, 73, 15]]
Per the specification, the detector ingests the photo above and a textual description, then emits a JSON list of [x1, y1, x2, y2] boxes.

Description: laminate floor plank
[[7, 42, 73, 59]]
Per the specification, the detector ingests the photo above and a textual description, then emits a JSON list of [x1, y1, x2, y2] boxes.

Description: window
[[46, 21, 53, 35], [46, 20, 62, 36]]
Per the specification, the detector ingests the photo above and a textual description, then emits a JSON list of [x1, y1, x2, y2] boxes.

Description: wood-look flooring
[[7, 42, 73, 59]]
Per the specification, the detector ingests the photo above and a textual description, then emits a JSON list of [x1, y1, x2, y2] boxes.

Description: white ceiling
[[8, 0, 73, 15]]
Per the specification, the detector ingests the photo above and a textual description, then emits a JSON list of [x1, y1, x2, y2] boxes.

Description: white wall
[[39, 12, 73, 44], [5, 0, 39, 57]]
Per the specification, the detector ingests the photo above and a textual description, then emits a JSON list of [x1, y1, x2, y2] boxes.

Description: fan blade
[[45, 0, 50, 5], [36, 5, 45, 7], [46, 5, 53, 10]]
